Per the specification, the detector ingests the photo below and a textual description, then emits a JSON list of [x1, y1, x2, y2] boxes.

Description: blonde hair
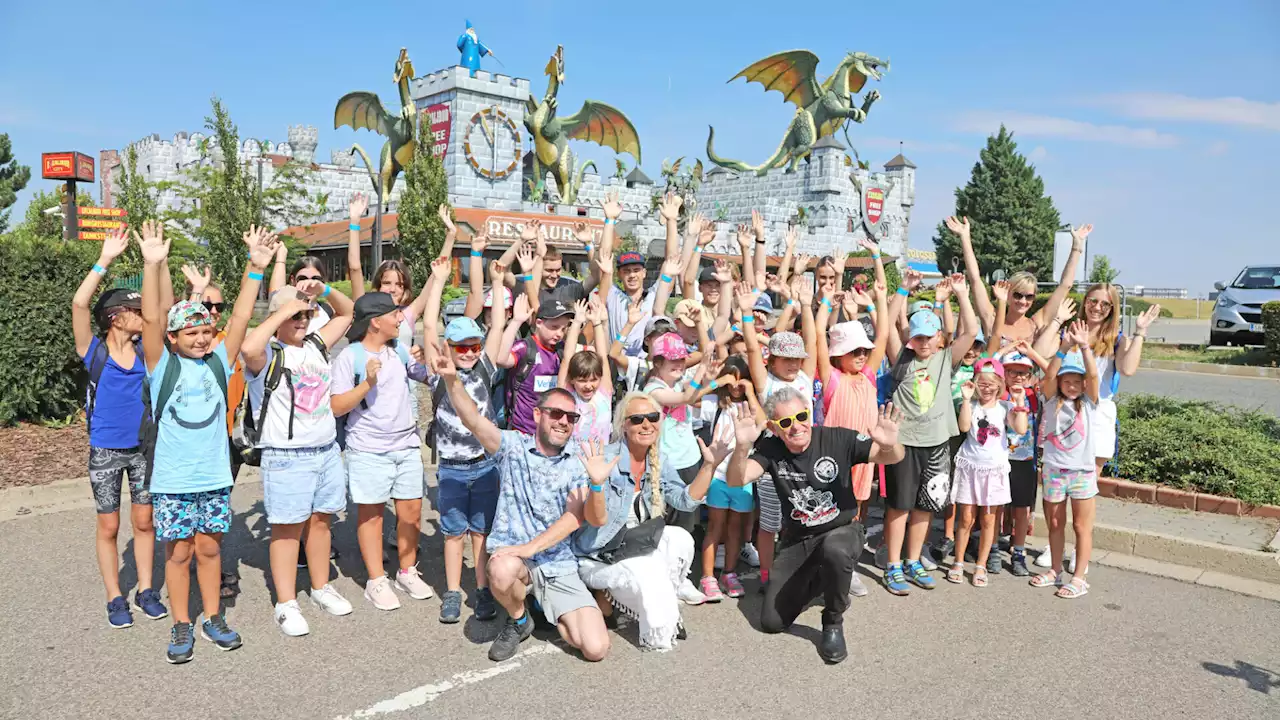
[[1008, 271, 1037, 296], [1080, 283, 1121, 357], [612, 392, 665, 517]]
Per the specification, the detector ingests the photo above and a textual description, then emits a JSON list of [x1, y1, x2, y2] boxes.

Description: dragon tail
[[573, 161, 598, 199], [706, 125, 789, 176]]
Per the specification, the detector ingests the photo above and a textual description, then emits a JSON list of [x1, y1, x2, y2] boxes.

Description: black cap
[[93, 288, 142, 328], [345, 292, 400, 341], [697, 266, 718, 284], [537, 299, 574, 320]]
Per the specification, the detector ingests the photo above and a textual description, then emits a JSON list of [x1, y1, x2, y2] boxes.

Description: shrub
[[1128, 297, 1173, 318], [0, 234, 100, 425], [1117, 394, 1280, 505], [1263, 301, 1280, 361]]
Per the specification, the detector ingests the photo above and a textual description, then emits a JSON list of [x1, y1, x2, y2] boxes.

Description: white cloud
[[1092, 93, 1280, 132], [1206, 140, 1230, 156], [952, 111, 1180, 148], [1028, 145, 1049, 161]]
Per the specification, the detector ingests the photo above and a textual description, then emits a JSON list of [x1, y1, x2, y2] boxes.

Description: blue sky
[[2, 0, 1277, 294]]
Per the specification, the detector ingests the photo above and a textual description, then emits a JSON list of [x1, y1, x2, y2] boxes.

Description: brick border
[[1099, 477, 1280, 519], [1140, 358, 1280, 379]]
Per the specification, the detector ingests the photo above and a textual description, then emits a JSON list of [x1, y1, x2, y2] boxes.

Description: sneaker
[[1066, 550, 1089, 575], [134, 588, 168, 620], [740, 543, 761, 568], [904, 560, 936, 590], [874, 545, 888, 570], [883, 563, 911, 596], [714, 545, 725, 570], [199, 613, 243, 651], [275, 600, 310, 637], [849, 573, 869, 598], [678, 579, 708, 606], [1010, 551, 1030, 577], [488, 614, 534, 662], [106, 596, 133, 629], [986, 550, 1002, 575], [998, 534, 1012, 552], [918, 549, 939, 572], [699, 576, 725, 602], [1033, 544, 1053, 568], [933, 538, 956, 562], [474, 587, 498, 621], [311, 583, 354, 616], [165, 621, 195, 664], [395, 567, 434, 600], [364, 576, 400, 611], [439, 590, 463, 624], [721, 572, 746, 598]]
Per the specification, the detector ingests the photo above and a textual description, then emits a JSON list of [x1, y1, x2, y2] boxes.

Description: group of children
[[75, 188, 1160, 664]]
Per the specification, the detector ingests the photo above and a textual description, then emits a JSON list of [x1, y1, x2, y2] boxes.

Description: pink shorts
[[1042, 466, 1098, 503], [951, 456, 1012, 507]]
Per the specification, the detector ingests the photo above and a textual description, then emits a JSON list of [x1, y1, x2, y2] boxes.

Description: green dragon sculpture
[[525, 45, 641, 204], [707, 50, 887, 175], [334, 47, 417, 199]]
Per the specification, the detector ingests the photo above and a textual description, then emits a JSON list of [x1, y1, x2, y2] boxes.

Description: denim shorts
[[437, 455, 500, 537], [346, 448, 424, 505], [152, 488, 232, 542], [261, 443, 346, 524], [707, 478, 755, 512]]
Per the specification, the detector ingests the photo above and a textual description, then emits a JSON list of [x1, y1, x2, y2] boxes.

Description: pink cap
[[974, 357, 1005, 379], [650, 332, 690, 360]]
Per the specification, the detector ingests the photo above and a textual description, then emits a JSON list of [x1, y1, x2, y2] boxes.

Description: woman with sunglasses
[[947, 216, 1089, 346], [573, 393, 732, 651]]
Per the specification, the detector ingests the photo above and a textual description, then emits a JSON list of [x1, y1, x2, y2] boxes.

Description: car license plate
[[1249, 323, 1263, 333]]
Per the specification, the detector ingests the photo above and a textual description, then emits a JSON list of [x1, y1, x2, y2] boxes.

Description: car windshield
[[1231, 267, 1280, 290]]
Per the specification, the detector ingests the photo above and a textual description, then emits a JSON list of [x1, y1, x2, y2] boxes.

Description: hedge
[[0, 234, 100, 425], [1117, 394, 1280, 506], [1263, 301, 1280, 361]]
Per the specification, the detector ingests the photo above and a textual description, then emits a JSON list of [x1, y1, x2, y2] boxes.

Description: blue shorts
[[437, 455, 500, 537], [346, 447, 424, 504], [707, 479, 755, 513], [153, 488, 232, 542], [261, 443, 346, 525]]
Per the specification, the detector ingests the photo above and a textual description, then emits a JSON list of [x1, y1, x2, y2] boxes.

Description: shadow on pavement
[[1202, 660, 1280, 694]]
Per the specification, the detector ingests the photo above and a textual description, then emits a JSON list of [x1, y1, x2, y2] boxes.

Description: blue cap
[[974, 329, 986, 345], [445, 317, 485, 344], [1057, 350, 1086, 376], [908, 309, 942, 338], [754, 294, 774, 313]]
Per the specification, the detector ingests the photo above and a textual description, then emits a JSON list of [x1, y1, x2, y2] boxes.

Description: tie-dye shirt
[[247, 337, 337, 449], [889, 346, 958, 448]]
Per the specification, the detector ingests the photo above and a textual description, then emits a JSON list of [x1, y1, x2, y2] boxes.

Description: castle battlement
[[413, 64, 530, 103]]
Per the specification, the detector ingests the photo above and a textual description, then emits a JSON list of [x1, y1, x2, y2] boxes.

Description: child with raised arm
[[139, 221, 272, 663], [559, 298, 614, 445]]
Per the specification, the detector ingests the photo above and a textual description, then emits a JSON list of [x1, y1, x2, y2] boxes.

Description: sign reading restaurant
[[452, 208, 605, 249]]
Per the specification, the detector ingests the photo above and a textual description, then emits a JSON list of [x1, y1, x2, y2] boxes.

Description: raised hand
[[733, 403, 763, 446], [295, 278, 325, 299], [873, 278, 887, 300], [1056, 297, 1078, 324], [699, 420, 735, 465], [350, 192, 369, 220], [438, 204, 455, 233], [1135, 304, 1161, 333], [832, 252, 848, 281], [520, 218, 541, 243], [949, 272, 968, 295], [680, 302, 702, 327], [489, 260, 507, 285], [472, 232, 489, 254], [858, 236, 880, 255], [797, 277, 815, 306], [182, 264, 211, 294], [516, 243, 537, 273], [1009, 385, 1028, 408], [734, 223, 752, 250], [785, 226, 799, 253], [134, 219, 170, 265], [944, 216, 972, 241], [713, 258, 733, 284], [430, 256, 451, 281], [1070, 223, 1093, 252], [587, 297, 607, 325], [278, 297, 314, 319], [578, 439, 620, 486], [848, 286, 873, 308], [992, 279, 1010, 303], [100, 227, 129, 264], [659, 192, 683, 223], [246, 226, 278, 268], [935, 277, 952, 303], [571, 221, 591, 249], [901, 268, 923, 292], [601, 191, 622, 221], [841, 290, 860, 317], [698, 216, 717, 247], [364, 356, 382, 386], [625, 299, 644, 328], [594, 250, 614, 276], [685, 212, 705, 241], [409, 345, 425, 365], [1067, 319, 1090, 347], [275, 240, 289, 263], [431, 351, 457, 379], [512, 294, 532, 325], [735, 281, 760, 313], [869, 402, 903, 448], [660, 254, 684, 280], [751, 209, 765, 241], [960, 381, 976, 401], [793, 253, 811, 276], [571, 298, 589, 326]]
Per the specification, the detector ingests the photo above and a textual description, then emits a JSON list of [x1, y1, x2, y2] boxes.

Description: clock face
[[463, 106, 521, 180]]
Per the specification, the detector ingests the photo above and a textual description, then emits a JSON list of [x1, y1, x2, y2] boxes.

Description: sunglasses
[[626, 411, 662, 426], [1011, 291, 1036, 302], [203, 302, 225, 313], [1086, 298, 1113, 310], [539, 407, 581, 424], [450, 342, 483, 354], [291, 310, 316, 321], [773, 409, 811, 429], [295, 273, 323, 282]]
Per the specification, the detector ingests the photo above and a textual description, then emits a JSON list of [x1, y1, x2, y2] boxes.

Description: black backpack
[[235, 334, 327, 466], [141, 348, 229, 487]]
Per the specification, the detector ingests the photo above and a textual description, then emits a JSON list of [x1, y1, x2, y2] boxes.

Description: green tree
[[395, 118, 450, 282], [933, 125, 1061, 280], [1089, 254, 1120, 284], [0, 133, 32, 234], [14, 188, 95, 240]]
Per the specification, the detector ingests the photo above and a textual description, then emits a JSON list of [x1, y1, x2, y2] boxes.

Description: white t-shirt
[[711, 401, 752, 483], [957, 399, 1014, 469], [1039, 397, 1097, 471], [247, 338, 336, 449], [760, 371, 814, 409], [307, 304, 333, 335], [1094, 353, 1119, 401]]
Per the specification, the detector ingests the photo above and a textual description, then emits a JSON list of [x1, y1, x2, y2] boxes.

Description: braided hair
[[612, 391, 665, 518]]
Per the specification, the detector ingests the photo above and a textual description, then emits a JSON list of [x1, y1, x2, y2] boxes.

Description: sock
[[760, 569, 770, 583], [1013, 545, 1025, 556]]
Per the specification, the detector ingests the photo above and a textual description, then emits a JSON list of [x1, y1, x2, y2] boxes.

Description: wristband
[[1012, 406, 1029, 413], [787, 299, 796, 307], [247, 271, 264, 281], [91, 264, 106, 275], [589, 483, 605, 493], [690, 380, 703, 390], [517, 274, 533, 282], [871, 253, 881, 260], [756, 239, 766, 245], [349, 223, 361, 231], [693, 246, 704, 253], [246, 251, 252, 260], [585, 244, 594, 253], [709, 380, 719, 390], [470, 250, 483, 258], [865, 303, 875, 312], [615, 333, 624, 342], [731, 324, 741, 333], [896, 287, 909, 297], [660, 273, 673, 283], [321, 284, 332, 298], [934, 301, 945, 309], [1055, 351, 1067, 360], [604, 218, 617, 226], [821, 298, 833, 309], [742, 315, 755, 324]]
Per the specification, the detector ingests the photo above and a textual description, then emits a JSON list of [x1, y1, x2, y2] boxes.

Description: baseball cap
[[93, 288, 142, 327], [346, 291, 400, 341], [674, 298, 712, 327], [754, 293, 774, 313], [1003, 351, 1033, 368], [767, 331, 808, 359], [1057, 351, 1087, 377], [537, 299, 573, 320], [907, 309, 942, 339], [827, 320, 875, 356], [645, 315, 676, 338], [617, 252, 645, 268], [697, 266, 718, 284], [974, 357, 1005, 379], [909, 300, 933, 315], [650, 332, 689, 360], [166, 300, 213, 332], [445, 316, 485, 344], [268, 286, 310, 315], [483, 285, 512, 309]]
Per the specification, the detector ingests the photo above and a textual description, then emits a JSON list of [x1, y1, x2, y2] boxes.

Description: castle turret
[[884, 152, 916, 208], [805, 135, 847, 196], [288, 125, 319, 164]]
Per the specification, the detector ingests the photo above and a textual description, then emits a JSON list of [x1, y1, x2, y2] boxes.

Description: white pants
[[578, 526, 694, 651]]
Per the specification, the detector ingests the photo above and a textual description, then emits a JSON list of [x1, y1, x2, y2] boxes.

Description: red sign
[[452, 208, 603, 248], [864, 186, 884, 226], [78, 206, 127, 218], [78, 231, 110, 241], [78, 218, 126, 229], [41, 152, 94, 182], [424, 103, 451, 161]]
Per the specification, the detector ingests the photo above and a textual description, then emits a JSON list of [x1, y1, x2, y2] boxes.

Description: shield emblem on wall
[[862, 182, 888, 238]]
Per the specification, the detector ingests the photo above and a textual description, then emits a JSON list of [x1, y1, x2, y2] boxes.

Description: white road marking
[[335, 642, 565, 719]]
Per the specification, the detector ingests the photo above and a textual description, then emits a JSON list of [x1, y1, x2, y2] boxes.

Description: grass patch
[[1141, 297, 1212, 320], [1143, 343, 1277, 367]]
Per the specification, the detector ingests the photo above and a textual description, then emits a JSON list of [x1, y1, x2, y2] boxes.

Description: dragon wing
[[559, 100, 642, 163], [334, 92, 393, 135], [728, 50, 822, 110]]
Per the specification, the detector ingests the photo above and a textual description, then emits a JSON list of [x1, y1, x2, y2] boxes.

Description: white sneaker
[[714, 545, 725, 570], [364, 576, 401, 611], [1066, 551, 1089, 575], [275, 600, 309, 637], [310, 583, 354, 616], [740, 543, 761, 568], [849, 573, 869, 598], [918, 550, 938, 572], [395, 567, 434, 600], [677, 579, 707, 606], [1033, 544, 1053, 568]]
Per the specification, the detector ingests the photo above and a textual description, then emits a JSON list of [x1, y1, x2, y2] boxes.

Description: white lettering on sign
[[483, 216, 603, 245]]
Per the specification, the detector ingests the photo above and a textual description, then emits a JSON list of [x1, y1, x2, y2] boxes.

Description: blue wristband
[[821, 298, 833, 309], [615, 333, 624, 342], [709, 380, 719, 390], [934, 301, 944, 309], [247, 271, 264, 281], [470, 250, 483, 258], [742, 315, 755, 324], [865, 303, 875, 312], [246, 252, 252, 260], [349, 223, 360, 231], [896, 287, 909, 297], [321, 284, 331, 298], [872, 253, 881, 260], [604, 218, 617, 226], [693, 246, 704, 253], [1055, 351, 1067, 360], [787, 299, 796, 307], [660, 273, 673, 283], [517, 274, 533, 282], [589, 483, 605, 493], [91, 264, 106, 275], [690, 380, 703, 390], [731, 324, 741, 333], [585, 244, 594, 253]]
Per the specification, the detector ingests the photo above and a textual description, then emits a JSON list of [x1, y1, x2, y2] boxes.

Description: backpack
[[142, 349, 229, 487], [234, 334, 327, 466], [499, 338, 557, 429], [338, 341, 413, 450], [85, 336, 146, 439]]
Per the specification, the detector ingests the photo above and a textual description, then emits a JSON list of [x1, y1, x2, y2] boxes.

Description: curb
[[1139, 358, 1280, 379], [1097, 477, 1280, 519]]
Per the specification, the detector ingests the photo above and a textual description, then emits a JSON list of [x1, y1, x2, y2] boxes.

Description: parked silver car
[[1211, 265, 1280, 346]]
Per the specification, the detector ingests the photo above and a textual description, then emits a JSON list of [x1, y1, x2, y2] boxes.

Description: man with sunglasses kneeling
[[727, 387, 905, 664]]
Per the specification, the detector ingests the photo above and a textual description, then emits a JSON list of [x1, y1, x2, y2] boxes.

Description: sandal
[[1055, 578, 1089, 599], [219, 571, 240, 599], [946, 563, 964, 584], [972, 567, 988, 588], [1029, 570, 1060, 588]]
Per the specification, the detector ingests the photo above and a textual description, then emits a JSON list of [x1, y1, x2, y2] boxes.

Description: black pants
[[665, 463, 702, 533], [761, 522, 865, 631]]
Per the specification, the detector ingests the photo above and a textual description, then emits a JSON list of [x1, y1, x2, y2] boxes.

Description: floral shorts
[[1041, 466, 1098, 503], [152, 488, 233, 542]]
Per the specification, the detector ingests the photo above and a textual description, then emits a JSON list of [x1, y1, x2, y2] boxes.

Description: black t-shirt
[[751, 426, 873, 542], [538, 277, 586, 306]]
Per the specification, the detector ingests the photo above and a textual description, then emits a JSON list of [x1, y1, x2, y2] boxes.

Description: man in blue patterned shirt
[[435, 353, 610, 663]]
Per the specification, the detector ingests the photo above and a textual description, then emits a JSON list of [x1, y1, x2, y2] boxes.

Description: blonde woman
[[572, 392, 732, 651]]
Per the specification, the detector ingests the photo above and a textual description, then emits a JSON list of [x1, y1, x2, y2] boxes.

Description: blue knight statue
[[457, 20, 491, 77]]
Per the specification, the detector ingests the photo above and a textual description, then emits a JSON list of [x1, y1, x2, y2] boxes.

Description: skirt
[[951, 456, 1012, 507], [578, 526, 694, 651]]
